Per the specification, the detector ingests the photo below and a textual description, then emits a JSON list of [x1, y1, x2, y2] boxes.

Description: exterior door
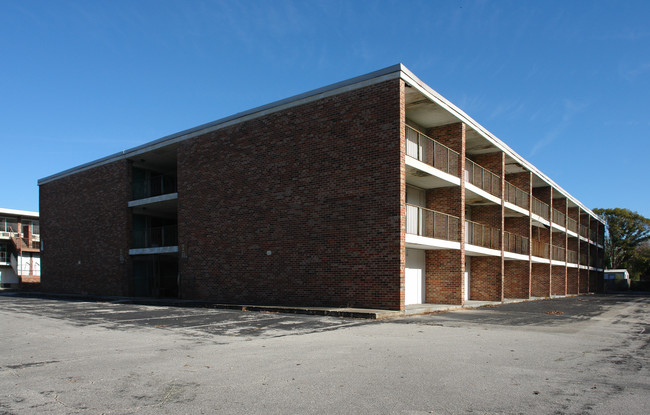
[[464, 256, 471, 301], [405, 248, 425, 305]]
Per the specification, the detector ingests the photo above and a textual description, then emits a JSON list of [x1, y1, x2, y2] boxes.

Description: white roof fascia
[[398, 65, 604, 225], [38, 65, 403, 185], [0, 208, 39, 218]]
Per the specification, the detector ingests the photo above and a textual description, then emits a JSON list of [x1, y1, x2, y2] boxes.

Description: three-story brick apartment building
[[0, 208, 40, 288], [38, 64, 605, 310]]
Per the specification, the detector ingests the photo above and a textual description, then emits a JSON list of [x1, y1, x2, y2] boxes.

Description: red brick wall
[[579, 268, 589, 293], [592, 270, 604, 293], [176, 79, 404, 309], [426, 250, 463, 304], [504, 260, 530, 298], [427, 187, 462, 219], [531, 263, 550, 297], [470, 205, 502, 229], [504, 217, 530, 236], [428, 123, 465, 163], [567, 267, 579, 294], [505, 172, 531, 193], [39, 160, 131, 295], [551, 265, 566, 295], [471, 152, 503, 177], [470, 256, 503, 301]]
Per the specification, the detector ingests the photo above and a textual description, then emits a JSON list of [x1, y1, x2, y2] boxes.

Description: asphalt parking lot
[[0, 293, 648, 414]]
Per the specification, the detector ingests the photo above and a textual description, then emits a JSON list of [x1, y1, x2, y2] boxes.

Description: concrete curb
[[0, 290, 600, 320]]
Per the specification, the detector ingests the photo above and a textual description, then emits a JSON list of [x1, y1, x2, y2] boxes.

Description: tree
[[593, 208, 650, 270], [629, 241, 650, 281]]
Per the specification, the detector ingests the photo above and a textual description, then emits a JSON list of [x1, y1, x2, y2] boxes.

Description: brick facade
[[176, 79, 403, 309], [37, 65, 605, 310], [504, 260, 530, 298], [40, 160, 131, 296]]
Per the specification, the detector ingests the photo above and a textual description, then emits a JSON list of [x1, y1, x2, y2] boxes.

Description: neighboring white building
[[604, 269, 630, 291], [604, 269, 630, 280], [0, 208, 40, 288]]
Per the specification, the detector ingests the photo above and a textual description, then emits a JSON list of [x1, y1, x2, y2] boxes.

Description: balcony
[[590, 257, 603, 268], [590, 228, 598, 242], [580, 255, 588, 266], [132, 173, 177, 201], [406, 126, 460, 177], [580, 224, 589, 239], [504, 231, 529, 255], [567, 249, 578, 264], [132, 225, 178, 249], [532, 197, 550, 221], [464, 158, 500, 197], [405, 204, 460, 242], [551, 245, 566, 262], [0, 251, 6, 263], [531, 240, 549, 259], [11, 236, 39, 251], [552, 208, 566, 227], [504, 181, 529, 210], [567, 217, 578, 233], [465, 220, 500, 250]]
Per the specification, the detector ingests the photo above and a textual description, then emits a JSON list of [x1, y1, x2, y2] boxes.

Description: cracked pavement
[[0, 293, 648, 414]]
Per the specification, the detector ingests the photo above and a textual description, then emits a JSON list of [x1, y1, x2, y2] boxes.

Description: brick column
[[425, 122, 466, 304]]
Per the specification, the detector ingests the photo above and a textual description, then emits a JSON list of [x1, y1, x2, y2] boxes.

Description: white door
[[405, 248, 426, 305], [464, 256, 471, 301]]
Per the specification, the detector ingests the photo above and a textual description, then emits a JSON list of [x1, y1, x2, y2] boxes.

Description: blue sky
[[2, 0, 649, 218]]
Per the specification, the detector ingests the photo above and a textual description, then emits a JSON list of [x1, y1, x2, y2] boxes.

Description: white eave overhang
[[0, 208, 39, 218]]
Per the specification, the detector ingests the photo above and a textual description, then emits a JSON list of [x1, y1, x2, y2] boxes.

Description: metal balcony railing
[[552, 245, 566, 262], [0, 251, 6, 263], [464, 158, 501, 197], [580, 224, 589, 238], [503, 231, 529, 255], [580, 254, 588, 266], [531, 240, 550, 259], [552, 208, 566, 227], [598, 232, 604, 245], [567, 249, 578, 264], [405, 204, 460, 242], [504, 181, 529, 210], [132, 174, 177, 200], [532, 197, 550, 221], [590, 228, 598, 242], [465, 220, 500, 250], [405, 126, 461, 177], [567, 217, 578, 233], [132, 225, 178, 249]]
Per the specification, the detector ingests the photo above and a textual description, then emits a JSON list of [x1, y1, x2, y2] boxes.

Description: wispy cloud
[[530, 99, 589, 157], [619, 62, 650, 82]]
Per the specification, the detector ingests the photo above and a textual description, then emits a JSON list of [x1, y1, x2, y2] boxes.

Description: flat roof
[[37, 64, 603, 223], [0, 208, 39, 218]]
